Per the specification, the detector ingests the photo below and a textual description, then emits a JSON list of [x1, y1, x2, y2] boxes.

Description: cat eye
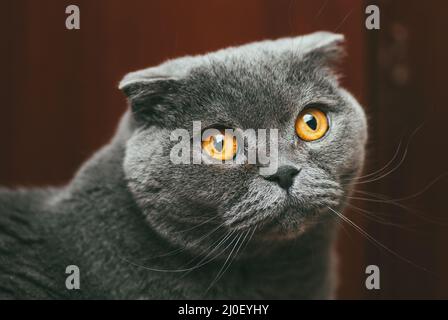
[[295, 108, 329, 141], [202, 130, 238, 161]]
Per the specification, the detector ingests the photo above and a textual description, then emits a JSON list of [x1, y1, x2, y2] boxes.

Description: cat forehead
[[119, 31, 344, 88], [178, 68, 341, 131]]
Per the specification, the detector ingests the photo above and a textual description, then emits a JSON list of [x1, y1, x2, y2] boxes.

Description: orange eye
[[296, 108, 328, 141], [202, 131, 238, 161], [295, 108, 329, 141]]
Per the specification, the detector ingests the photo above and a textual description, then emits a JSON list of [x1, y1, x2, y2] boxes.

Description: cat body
[[0, 32, 367, 299]]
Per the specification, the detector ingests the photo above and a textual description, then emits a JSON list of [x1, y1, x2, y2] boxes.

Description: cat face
[[121, 32, 367, 252]]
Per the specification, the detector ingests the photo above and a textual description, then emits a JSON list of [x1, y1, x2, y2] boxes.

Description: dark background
[[1, 0, 447, 299]]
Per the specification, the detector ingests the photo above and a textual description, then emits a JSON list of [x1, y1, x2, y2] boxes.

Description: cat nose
[[263, 166, 301, 190]]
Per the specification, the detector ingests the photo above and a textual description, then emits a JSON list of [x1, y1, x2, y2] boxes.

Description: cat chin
[[254, 207, 330, 242], [257, 224, 312, 241]]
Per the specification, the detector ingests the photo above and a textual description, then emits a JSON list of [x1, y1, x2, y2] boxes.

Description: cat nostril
[[264, 166, 301, 190]]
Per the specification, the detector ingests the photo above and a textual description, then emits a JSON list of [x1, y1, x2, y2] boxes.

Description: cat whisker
[[238, 226, 257, 256], [138, 220, 227, 262], [208, 228, 253, 288], [333, 211, 357, 241], [204, 228, 250, 295], [327, 206, 433, 275], [177, 230, 238, 280], [347, 178, 448, 226], [118, 229, 237, 273], [349, 138, 403, 182], [182, 229, 236, 268], [344, 194, 429, 222], [345, 203, 417, 231], [357, 172, 448, 203], [342, 123, 424, 186]]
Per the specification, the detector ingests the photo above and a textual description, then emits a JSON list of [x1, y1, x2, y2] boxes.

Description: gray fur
[[0, 31, 367, 299]]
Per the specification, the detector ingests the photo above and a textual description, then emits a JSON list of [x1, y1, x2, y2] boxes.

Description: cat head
[[120, 31, 367, 253]]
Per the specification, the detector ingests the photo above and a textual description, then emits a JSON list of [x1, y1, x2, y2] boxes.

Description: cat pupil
[[304, 114, 317, 130]]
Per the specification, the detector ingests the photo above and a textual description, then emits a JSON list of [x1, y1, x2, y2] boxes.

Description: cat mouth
[[225, 184, 340, 236]]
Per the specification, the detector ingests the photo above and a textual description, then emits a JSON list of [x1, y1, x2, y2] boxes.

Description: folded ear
[[298, 31, 345, 69], [296, 31, 344, 53], [119, 67, 181, 126]]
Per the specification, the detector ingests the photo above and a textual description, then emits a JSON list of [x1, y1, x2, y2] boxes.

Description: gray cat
[[0, 31, 367, 299]]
